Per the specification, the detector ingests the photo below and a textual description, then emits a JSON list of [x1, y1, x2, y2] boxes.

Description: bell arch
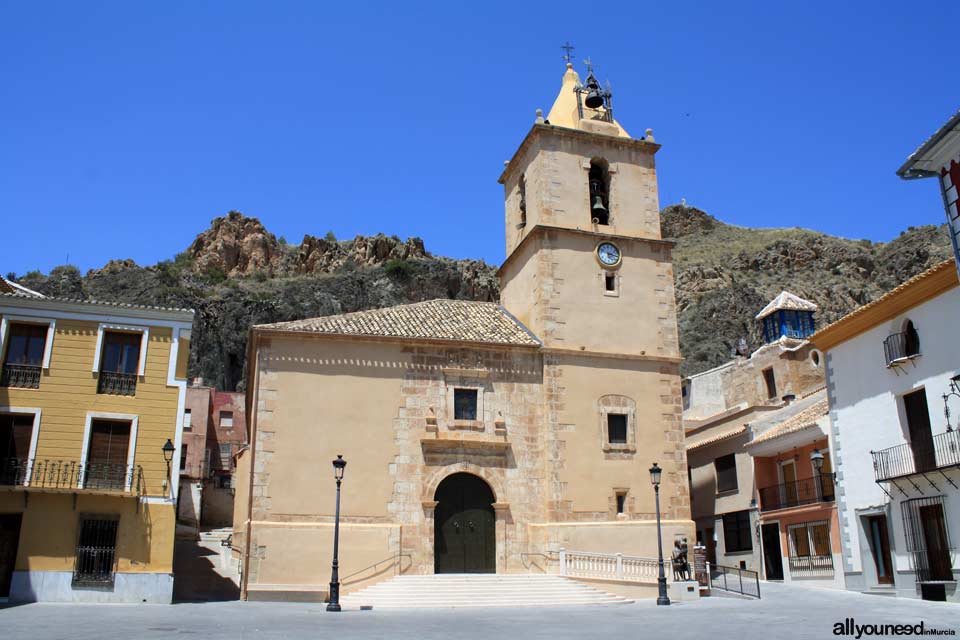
[[588, 157, 611, 225]]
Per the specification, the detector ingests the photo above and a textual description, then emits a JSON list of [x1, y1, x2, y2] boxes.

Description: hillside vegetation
[[9, 207, 951, 387]]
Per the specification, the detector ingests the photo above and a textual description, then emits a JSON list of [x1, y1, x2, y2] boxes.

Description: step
[[339, 574, 633, 608]]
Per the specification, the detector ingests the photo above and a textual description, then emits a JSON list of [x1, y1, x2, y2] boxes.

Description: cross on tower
[[561, 41, 575, 64]]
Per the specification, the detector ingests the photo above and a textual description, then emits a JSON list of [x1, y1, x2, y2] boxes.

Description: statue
[[672, 537, 691, 581]]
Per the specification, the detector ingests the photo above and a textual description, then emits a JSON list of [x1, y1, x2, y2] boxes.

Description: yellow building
[[0, 289, 194, 603]]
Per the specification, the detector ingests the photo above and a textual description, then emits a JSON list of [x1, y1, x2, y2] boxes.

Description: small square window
[[607, 414, 628, 444], [219, 411, 233, 428], [454, 389, 478, 421], [615, 492, 627, 514]]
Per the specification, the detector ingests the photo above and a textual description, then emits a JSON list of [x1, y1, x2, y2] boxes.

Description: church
[[233, 61, 693, 601]]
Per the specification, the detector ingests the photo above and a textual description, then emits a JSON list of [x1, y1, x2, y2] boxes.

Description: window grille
[[73, 517, 119, 586], [901, 496, 954, 582]]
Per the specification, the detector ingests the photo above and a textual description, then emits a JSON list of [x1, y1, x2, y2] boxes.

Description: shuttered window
[[722, 510, 753, 553], [85, 420, 131, 490], [100, 332, 141, 374], [0, 414, 33, 461], [3, 323, 47, 366]]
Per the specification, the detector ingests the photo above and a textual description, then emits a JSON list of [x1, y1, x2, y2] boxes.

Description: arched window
[[518, 173, 527, 227], [588, 159, 610, 225], [904, 320, 920, 357]]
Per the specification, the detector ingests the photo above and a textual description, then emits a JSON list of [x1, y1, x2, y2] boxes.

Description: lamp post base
[[656, 577, 671, 606], [326, 581, 341, 612]]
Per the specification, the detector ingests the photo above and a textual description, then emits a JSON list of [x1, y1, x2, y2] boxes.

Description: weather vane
[[583, 57, 595, 75], [561, 41, 575, 64]]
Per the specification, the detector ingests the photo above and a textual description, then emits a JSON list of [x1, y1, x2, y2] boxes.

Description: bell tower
[[498, 61, 677, 360]]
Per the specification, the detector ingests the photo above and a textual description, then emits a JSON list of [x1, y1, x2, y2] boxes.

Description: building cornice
[[810, 259, 957, 351], [498, 123, 661, 185], [540, 346, 681, 364], [251, 326, 542, 351], [497, 224, 673, 277], [0, 295, 194, 326]]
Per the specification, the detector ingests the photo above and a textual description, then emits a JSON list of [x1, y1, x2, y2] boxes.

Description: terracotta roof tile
[[755, 291, 818, 320], [686, 425, 747, 451], [810, 259, 955, 343], [747, 397, 829, 447], [256, 299, 541, 347]]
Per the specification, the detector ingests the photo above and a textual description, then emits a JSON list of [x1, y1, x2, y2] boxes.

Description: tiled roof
[[811, 259, 955, 348], [747, 397, 829, 447], [686, 425, 747, 451], [256, 299, 541, 347], [0, 291, 194, 314], [755, 291, 818, 320]]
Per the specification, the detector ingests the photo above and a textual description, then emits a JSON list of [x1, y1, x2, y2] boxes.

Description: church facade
[[234, 63, 692, 600]]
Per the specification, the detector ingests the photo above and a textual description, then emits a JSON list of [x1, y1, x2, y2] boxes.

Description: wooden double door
[[434, 473, 495, 574]]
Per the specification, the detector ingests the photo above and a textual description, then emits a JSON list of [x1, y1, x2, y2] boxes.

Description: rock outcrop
[[11, 206, 952, 389]]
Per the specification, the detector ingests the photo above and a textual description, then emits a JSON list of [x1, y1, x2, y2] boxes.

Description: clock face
[[597, 242, 621, 267]]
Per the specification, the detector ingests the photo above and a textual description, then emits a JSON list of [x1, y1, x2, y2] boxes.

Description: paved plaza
[[2, 582, 958, 640]]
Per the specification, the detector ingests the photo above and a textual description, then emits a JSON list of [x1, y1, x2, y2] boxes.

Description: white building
[[812, 259, 960, 602], [897, 110, 960, 278]]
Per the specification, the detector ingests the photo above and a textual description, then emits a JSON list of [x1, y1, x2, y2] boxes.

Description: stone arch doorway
[[433, 473, 496, 574]]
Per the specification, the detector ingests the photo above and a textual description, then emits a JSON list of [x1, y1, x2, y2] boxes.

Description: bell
[[584, 90, 604, 109], [592, 195, 607, 213]]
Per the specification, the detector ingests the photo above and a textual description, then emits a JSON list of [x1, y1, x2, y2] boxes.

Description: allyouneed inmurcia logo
[[833, 619, 956, 638]]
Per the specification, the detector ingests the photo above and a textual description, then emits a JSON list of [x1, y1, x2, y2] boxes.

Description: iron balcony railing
[[0, 363, 41, 389], [789, 554, 834, 574], [883, 332, 919, 366], [97, 371, 137, 396], [871, 431, 960, 481], [0, 457, 142, 493], [758, 474, 835, 512]]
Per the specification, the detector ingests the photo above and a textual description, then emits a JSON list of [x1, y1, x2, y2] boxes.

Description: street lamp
[[327, 454, 347, 612], [161, 439, 176, 496], [810, 448, 824, 474], [649, 462, 670, 606]]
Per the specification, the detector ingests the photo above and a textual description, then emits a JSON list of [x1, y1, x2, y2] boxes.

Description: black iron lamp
[[810, 448, 824, 473], [327, 454, 347, 612], [649, 462, 670, 606], [162, 439, 176, 494]]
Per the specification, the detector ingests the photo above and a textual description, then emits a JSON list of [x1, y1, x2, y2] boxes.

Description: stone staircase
[[339, 574, 633, 609]]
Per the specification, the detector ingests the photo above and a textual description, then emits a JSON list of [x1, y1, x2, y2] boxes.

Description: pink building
[[178, 381, 247, 528]]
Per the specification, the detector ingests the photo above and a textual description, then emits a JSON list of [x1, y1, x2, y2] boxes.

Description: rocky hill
[[9, 207, 951, 388]]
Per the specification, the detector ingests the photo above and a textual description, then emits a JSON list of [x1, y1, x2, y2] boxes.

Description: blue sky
[[2, 1, 958, 276]]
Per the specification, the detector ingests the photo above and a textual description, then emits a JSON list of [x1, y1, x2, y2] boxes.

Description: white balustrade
[[558, 549, 671, 583]]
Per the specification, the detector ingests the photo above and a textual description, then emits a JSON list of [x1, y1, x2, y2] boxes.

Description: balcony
[[97, 371, 137, 396], [872, 430, 960, 481], [0, 457, 143, 494], [0, 363, 41, 389], [883, 331, 920, 367], [758, 474, 835, 512]]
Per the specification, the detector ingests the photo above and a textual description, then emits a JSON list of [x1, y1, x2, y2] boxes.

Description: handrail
[[340, 552, 412, 583], [872, 430, 960, 481]]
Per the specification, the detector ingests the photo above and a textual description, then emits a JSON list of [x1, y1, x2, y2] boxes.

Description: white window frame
[[0, 315, 56, 369], [80, 411, 139, 492], [92, 323, 149, 377], [183, 408, 192, 430], [0, 406, 42, 486]]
